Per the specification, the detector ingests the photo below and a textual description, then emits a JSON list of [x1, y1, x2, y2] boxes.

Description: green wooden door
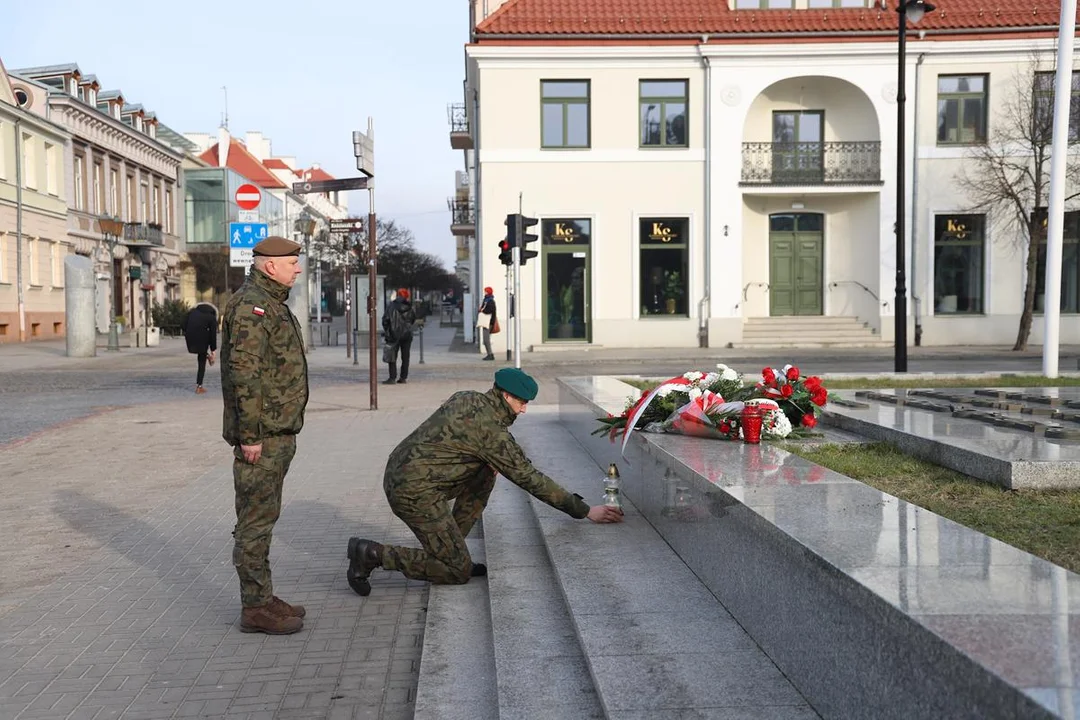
[[769, 213, 823, 316]]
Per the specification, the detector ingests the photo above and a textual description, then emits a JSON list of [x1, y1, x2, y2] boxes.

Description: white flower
[[716, 363, 730, 372], [688, 388, 703, 401], [701, 372, 721, 386], [683, 371, 704, 382], [763, 410, 792, 439], [656, 385, 675, 398], [720, 368, 739, 382]]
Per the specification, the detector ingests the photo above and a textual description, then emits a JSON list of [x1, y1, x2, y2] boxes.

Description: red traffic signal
[[498, 238, 513, 266]]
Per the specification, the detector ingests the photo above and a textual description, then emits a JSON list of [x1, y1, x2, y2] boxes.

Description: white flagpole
[[1041, 0, 1077, 378]]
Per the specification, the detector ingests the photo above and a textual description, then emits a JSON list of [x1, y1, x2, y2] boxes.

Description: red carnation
[[762, 368, 776, 386], [804, 376, 822, 389], [780, 384, 794, 398], [787, 366, 800, 382], [802, 413, 817, 428], [811, 388, 828, 406]]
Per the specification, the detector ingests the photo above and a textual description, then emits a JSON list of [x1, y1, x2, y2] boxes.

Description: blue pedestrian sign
[[229, 222, 268, 268]]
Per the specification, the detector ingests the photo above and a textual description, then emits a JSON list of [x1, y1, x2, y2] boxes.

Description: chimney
[[217, 126, 230, 168]]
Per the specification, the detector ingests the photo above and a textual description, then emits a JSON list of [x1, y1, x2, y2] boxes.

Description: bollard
[[418, 324, 425, 364], [64, 255, 96, 357], [353, 330, 359, 365]]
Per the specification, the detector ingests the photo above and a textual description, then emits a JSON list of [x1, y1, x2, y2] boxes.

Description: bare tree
[[957, 53, 1080, 350]]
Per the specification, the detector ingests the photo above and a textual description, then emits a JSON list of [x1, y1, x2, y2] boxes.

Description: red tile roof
[[263, 158, 292, 170], [198, 138, 287, 189], [476, 0, 1079, 36]]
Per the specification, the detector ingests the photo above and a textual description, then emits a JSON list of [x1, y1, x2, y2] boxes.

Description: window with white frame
[[73, 154, 85, 209], [934, 214, 985, 313], [0, 121, 6, 180], [140, 181, 149, 222], [44, 142, 55, 195], [94, 162, 104, 212], [152, 182, 160, 224], [28, 238, 38, 286], [164, 186, 173, 233], [0, 235, 6, 282], [126, 175, 135, 221], [21, 133, 36, 189], [110, 168, 119, 215]]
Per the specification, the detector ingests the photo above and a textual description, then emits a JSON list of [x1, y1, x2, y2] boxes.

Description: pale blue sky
[[1, 0, 468, 269]]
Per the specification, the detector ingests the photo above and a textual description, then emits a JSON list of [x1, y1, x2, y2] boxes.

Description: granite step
[[517, 408, 821, 719], [484, 480, 605, 719], [414, 535, 498, 720]]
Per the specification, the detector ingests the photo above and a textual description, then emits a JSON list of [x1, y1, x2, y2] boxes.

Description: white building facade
[[462, 0, 1079, 349]]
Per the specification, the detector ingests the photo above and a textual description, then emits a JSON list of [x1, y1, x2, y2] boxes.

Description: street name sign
[[229, 222, 268, 268], [292, 177, 369, 194], [235, 183, 262, 210], [329, 218, 366, 233]]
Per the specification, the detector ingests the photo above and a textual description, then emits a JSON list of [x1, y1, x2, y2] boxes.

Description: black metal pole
[[894, 7, 909, 373]]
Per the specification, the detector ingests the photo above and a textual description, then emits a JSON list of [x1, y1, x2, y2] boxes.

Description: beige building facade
[[0, 60, 71, 343]]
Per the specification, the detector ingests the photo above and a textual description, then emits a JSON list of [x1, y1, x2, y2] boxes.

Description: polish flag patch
[[252, 306, 265, 316]]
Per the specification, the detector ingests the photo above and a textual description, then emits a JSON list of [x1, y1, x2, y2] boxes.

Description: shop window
[[934, 214, 985, 314], [640, 217, 689, 316], [1035, 210, 1080, 312]]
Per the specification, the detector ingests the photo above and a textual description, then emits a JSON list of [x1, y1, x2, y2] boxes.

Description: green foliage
[[663, 270, 685, 300], [152, 299, 190, 329]]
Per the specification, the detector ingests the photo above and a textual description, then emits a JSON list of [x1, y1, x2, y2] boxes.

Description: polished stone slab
[[827, 387, 1080, 489], [558, 376, 1076, 719], [517, 408, 817, 719]]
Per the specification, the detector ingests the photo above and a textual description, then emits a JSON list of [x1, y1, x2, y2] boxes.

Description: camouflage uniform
[[381, 386, 589, 583], [220, 268, 309, 608]]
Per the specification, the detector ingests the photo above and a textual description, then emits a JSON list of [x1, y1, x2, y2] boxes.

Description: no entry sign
[[235, 183, 261, 210]]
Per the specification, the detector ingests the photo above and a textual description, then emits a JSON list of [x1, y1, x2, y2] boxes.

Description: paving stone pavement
[[0, 377, 495, 720]]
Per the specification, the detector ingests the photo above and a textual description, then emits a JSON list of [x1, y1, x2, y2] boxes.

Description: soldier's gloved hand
[[587, 505, 624, 524]]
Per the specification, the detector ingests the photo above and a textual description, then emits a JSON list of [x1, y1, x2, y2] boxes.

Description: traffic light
[[518, 214, 538, 265], [498, 237, 514, 266]]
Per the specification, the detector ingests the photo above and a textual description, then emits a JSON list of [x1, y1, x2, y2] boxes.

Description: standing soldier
[[220, 236, 309, 634], [346, 367, 622, 596]]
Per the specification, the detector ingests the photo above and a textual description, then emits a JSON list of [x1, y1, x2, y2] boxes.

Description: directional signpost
[[229, 222, 268, 268], [292, 177, 369, 195]]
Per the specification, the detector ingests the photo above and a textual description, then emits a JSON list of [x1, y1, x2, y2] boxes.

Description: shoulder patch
[[252, 306, 265, 316]]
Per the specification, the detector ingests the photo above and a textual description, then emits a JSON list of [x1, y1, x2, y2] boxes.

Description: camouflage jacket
[[220, 268, 309, 446], [385, 387, 590, 519]]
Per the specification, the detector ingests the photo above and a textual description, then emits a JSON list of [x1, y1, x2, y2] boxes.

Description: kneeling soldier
[[347, 367, 622, 595]]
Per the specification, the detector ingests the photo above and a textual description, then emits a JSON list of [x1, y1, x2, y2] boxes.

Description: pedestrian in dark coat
[[477, 287, 497, 361], [183, 302, 218, 394], [381, 288, 416, 384], [346, 367, 623, 597], [220, 235, 310, 635]]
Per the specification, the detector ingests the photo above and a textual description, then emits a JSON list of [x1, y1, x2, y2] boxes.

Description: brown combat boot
[[239, 604, 303, 634], [195, 385, 206, 394], [270, 595, 306, 618], [347, 537, 383, 596]]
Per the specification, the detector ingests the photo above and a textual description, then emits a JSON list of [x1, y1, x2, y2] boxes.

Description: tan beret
[[253, 236, 302, 257]]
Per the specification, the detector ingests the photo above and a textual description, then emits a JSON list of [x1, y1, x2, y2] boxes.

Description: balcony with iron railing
[[740, 141, 883, 187], [448, 102, 473, 150], [123, 221, 164, 246], [448, 198, 475, 236]]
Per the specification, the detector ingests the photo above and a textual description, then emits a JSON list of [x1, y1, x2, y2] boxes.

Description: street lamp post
[[98, 215, 125, 352], [894, 0, 934, 373], [293, 210, 317, 349]]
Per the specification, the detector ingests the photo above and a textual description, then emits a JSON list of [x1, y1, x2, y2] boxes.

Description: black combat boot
[[347, 538, 383, 596], [470, 562, 488, 577]]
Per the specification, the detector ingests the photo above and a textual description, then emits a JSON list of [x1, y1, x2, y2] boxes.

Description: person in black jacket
[[381, 289, 416, 384], [477, 287, 497, 361], [184, 302, 218, 394]]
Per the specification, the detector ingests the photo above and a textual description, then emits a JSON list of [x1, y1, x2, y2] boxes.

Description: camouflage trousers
[[232, 434, 296, 608], [382, 466, 496, 584]]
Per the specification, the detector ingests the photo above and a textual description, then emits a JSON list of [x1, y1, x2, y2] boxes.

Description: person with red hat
[[477, 286, 498, 361], [381, 288, 417, 383]]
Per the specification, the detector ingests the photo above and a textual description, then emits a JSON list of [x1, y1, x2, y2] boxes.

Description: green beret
[[253, 236, 302, 257], [494, 367, 538, 402]]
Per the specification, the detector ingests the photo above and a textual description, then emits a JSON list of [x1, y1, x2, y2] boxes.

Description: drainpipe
[[472, 86, 482, 336], [911, 52, 926, 346], [696, 40, 712, 348], [15, 118, 25, 343]]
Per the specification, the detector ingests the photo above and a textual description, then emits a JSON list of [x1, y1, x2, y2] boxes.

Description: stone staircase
[[732, 316, 887, 349], [413, 409, 818, 719]]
